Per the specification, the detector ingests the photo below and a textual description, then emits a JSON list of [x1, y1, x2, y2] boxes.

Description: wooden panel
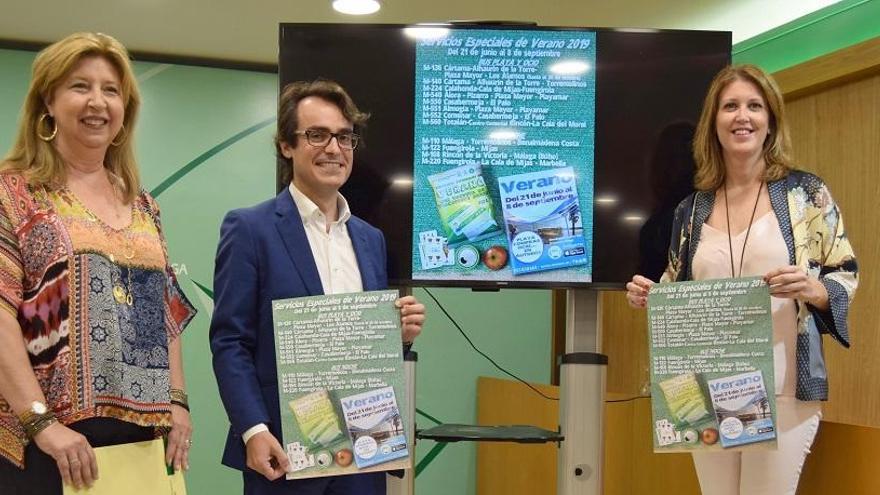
[[774, 36, 880, 99], [575, 43, 880, 427], [785, 73, 880, 427], [602, 397, 635, 495], [475, 376, 701, 495], [551, 291, 649, 396], [476, 377, 559, 495], [799, 421, 880, 494], [628, 398, 700, 495], [477, 376, 880, 494], [532, 34, 880, 495], [600, 292, 650, 398], [551, 289, 566, 386]]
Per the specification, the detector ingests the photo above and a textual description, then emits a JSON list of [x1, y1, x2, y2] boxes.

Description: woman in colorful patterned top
[[0, 33, 196, 494], [626, 64, 857, 494]]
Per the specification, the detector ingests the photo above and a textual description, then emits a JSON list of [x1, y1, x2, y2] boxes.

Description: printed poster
[[497, 166, 588, 275], [272, 290, 411, 479], [647, 277, 777, 452]]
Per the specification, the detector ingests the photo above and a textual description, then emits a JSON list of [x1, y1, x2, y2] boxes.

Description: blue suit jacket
[[209, 190, 388, 471]]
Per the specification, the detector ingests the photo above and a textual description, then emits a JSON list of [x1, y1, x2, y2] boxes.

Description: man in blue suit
[[209, 80, 426, 495]]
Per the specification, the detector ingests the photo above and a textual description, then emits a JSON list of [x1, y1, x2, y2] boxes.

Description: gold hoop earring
[[37, 113, 57, 142], [110, 124, 126, 147]]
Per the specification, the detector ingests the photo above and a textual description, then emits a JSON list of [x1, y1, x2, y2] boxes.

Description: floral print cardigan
[[661, 169, 858, 401]]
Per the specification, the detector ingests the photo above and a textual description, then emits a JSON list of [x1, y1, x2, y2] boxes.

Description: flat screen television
[[278, 23, 730, 289]]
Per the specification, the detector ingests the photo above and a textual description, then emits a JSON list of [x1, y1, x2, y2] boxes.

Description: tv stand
[[390, 289, 607, 495], [558, 289, 607, 494]]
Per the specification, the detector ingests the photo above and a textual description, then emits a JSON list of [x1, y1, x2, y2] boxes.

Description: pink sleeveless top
[[693, 212, 798, 396]]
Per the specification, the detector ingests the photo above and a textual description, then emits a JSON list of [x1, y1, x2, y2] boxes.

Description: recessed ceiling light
[[594, 195, 617, 205], [403, 27, 450, 40], [392, 176, 413, 187], [332, 0, 380, 15]]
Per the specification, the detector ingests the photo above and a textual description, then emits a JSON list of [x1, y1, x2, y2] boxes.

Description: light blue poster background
[[411, 29, 596, 284]]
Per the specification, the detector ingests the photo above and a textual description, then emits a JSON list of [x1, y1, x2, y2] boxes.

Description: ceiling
[[0, 0, 840, 65]]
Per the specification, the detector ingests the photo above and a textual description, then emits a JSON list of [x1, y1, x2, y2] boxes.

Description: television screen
[[278, 23, 730, 289]]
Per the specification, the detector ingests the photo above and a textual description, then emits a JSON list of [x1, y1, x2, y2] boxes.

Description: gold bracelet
[[22, 413, 57, 439], [169, 388, 189, 408]]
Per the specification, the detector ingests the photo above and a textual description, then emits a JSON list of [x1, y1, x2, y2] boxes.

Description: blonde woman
[[0, 33, 195, 494], [627, 64, 857, 494]]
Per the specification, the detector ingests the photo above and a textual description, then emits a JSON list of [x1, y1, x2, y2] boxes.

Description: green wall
[[1, 2, 876, 489], [732, 0, 880, 70], [0, 48, 552, 495]]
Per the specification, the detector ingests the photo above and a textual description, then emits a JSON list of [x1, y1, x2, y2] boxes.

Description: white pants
[[691, 396, 822, 495]]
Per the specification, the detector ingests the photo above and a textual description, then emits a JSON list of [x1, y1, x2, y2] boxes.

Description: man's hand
[[245, 430, 291, 481], [396, 295, 426, 344], [33, 422, 97, 489]]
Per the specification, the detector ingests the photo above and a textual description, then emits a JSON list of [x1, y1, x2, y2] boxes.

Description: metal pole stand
[[558, 289, 607, 495], [387, 349, 417, 495]]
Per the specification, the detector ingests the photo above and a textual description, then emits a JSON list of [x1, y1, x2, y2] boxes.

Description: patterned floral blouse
[[661, 169, 858, 401], [0, 173, 195, 468]]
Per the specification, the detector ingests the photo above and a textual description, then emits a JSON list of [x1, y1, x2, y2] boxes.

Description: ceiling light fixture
[[332, 0, 381, 15], [622, 214, 645, 223], [391, 176, 414, 187], [403, 26, 450, 40]]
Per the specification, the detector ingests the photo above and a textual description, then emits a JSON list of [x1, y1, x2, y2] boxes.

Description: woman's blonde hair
[[1, 32, 141, 202], [692, 64, 793, 191]]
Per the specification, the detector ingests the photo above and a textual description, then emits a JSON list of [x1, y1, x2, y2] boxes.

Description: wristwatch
[[18, 400, 48, 421], [18, 401, 57, 439]]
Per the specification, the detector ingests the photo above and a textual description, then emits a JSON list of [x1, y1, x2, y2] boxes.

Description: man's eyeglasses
[[294, 129, 360, 150]]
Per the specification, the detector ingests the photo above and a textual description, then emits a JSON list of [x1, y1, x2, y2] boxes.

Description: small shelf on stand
[[417, 424, 563, 444]]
